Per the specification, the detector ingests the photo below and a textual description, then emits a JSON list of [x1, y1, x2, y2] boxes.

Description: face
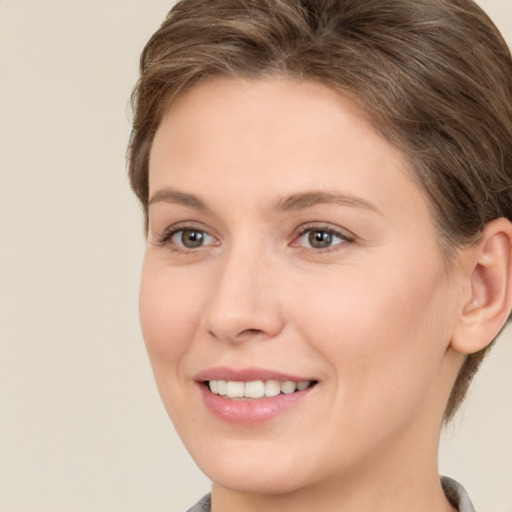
[[141, 78, 464, 496]]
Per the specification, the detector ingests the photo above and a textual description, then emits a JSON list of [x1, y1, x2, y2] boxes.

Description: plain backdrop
[[0, 1, 511, 511]]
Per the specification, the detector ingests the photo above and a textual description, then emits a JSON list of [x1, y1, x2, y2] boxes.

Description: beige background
[[0, 1, 510, 511]]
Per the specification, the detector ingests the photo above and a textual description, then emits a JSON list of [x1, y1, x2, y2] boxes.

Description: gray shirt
[[185, 477, 476, 512]]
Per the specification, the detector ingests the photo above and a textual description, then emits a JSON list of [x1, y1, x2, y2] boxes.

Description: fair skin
[[140, 77, 512, 512]]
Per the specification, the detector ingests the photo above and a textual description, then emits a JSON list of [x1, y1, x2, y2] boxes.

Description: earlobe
[[451, 218, 512, 354]]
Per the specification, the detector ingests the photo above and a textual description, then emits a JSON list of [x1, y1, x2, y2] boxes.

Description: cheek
[[138, 257, 204, 369], [294, 257, 455, 418]]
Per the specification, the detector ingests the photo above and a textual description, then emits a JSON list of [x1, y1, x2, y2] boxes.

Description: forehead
[[148, 77, 431, 223]]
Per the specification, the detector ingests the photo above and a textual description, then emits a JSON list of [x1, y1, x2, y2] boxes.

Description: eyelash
[[154, 223, 355, 254], [155, 223, 218, 254], [293, 224, 355, 253]]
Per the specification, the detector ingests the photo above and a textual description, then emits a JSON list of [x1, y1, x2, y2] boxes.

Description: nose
[[200, 246, 285, 344]]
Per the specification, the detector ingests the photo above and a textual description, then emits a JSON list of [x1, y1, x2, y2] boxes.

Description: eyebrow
[[272, 191, 383, 215], [148, 189, 210, 211], [148, 188, 382, 216]]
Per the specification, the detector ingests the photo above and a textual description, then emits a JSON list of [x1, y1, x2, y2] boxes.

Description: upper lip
[[194, 366, 316, 383]]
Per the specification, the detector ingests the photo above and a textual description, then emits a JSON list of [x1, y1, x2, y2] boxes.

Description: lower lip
[[198, 384, 314, 425]]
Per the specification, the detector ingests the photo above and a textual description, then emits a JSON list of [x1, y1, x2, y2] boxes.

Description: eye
[[170, 228, 216, 249], [295, 227, 351, 250]]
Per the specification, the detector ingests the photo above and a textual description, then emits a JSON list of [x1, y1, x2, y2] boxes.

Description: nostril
[[237, 328, 263, 337]]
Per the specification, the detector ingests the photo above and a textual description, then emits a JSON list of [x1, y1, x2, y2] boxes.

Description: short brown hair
[[128, 0, 512, 421]]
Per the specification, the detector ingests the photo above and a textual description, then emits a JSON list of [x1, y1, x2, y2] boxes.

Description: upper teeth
[[208, 379, 311, 399]]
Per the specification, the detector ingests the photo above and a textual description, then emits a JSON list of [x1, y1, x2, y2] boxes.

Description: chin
[[208, 465, 310, 496], [187, 439, 317, 495]]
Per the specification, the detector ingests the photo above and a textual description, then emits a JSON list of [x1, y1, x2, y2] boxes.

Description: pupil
[[182, 229, 204, 248], [309, 230, 332, 248]]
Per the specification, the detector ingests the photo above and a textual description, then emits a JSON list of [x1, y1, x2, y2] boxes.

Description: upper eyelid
[[153, 222, 218, 246], [294, 222, 355, 239], [160, 221, 215, 235], [297, 227, 348, 239]]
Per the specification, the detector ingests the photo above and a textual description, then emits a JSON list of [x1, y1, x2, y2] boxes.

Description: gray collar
[[442, 476, 476, 512]]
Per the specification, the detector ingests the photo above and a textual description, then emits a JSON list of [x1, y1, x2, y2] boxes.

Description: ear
[[451, 218, 512, 354]]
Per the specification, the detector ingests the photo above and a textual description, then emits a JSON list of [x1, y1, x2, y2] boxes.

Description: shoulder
[[441, 476, 476, 512]]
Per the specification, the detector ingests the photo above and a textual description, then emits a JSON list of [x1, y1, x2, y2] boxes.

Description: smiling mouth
[[206, 379, 317, 400]]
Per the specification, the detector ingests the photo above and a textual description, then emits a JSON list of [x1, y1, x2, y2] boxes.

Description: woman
[[128, 1, 512, 511]]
